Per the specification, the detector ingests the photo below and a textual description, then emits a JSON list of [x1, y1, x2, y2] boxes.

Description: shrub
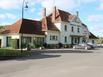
[[0, 48, 31, 57]]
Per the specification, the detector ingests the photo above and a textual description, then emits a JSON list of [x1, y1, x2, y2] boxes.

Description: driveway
[[0, 48, 103, 77]]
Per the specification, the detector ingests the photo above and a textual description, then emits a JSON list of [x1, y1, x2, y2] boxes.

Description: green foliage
[[35, 44, 43, 48], [0, 48, 31, 57], [0, 26, 4, 29], [97, 37, 103, 44]]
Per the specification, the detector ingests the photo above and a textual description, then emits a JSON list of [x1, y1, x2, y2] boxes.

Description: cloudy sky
[[0, 0, 103, 36]]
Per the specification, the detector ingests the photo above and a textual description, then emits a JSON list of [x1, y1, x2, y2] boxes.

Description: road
[[0, 48, 103, 77]]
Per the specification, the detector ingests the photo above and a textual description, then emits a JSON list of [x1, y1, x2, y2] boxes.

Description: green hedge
[[0, 48, 31, 57]]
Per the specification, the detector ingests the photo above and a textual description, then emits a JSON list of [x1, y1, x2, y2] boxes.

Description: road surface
[[0, 48, 103, 77]]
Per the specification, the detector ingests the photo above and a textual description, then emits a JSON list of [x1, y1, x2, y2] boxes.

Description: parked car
[[87, 43, 96, 49], [73, 43, 94, 50]]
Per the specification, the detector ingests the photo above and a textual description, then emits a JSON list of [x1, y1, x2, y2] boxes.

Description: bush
[[0, 48, 31, 57]]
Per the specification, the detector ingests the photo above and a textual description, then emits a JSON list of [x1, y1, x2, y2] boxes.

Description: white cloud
[[99, 3, 103, 10], [0, 14, 5, 20], [88, 14, 103, 22], [36, 0, 100, 14], [0, 0, 21, 10], [6, 13, 17, 19], [0, 13, 17, 20], [39, 0, 79, 14], [30, 8, 36, 13], [89, 25, 103, 36], [78, 0, 97, 3]]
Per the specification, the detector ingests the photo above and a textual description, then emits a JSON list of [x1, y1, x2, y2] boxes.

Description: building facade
[[0, 7, 98, 48]]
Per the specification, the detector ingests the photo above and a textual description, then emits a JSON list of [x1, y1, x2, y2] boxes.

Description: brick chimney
[[42, 8, 46, 18], [52, 6, 56, 22], [42, 8, 47, 31]]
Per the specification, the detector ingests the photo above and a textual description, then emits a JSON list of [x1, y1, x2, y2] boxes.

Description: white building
[[0, 7, 98, 48]]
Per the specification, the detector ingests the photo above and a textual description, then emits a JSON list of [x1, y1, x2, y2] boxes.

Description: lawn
[[0, 48, 31, 60]]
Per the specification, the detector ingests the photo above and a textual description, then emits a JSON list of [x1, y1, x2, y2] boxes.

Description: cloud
[[6, 13, 17, 19], [0, 0, 37, 10], [89, 25, 103, 36], [36, 0, 100, 15], [0, 14, 5, 20], [39, 0, 79, 14], [88, 14, 103, 22], [0, 0, 22, 10], [0, 13, 17, 20], [88, 14, 103, 36], [98, 3, 103, 10], [78, 0, 97, 3], [30, 8, 36, 13]]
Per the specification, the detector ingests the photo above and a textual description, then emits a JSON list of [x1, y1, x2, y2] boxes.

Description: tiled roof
[[50, 8, 78, 22], [89, 32, 98, 39], [58, 9, 71, 22], [0, 20, 22, 34], [41, 16, 59, 31], [68, 15, 77, 22], [82, 23, 87, 28], [46, 17, 59, 31], [0, 19, 44, 35]]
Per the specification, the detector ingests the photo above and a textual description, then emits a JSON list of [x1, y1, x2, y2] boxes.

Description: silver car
[[73, 43, 92, 50]]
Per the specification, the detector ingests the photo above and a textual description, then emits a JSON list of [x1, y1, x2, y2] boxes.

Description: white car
[[73, 43, 92, 50]]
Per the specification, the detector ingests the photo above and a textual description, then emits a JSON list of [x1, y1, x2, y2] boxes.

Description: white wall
[[59, 22, 70, 44], [55, 17, 90, 45], [88, 39, 97, 46], [0, 35, 7, 47], [55, 23, 61, 31], [11, 34, 20, 39], [46, 30, 59, 44]]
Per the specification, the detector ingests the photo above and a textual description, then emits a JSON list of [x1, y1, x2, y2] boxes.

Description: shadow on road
[[17, 52, 61, 61], [17, 49, 94, 61], [0, 49, 95, 61], [33, 49, 94, 53]]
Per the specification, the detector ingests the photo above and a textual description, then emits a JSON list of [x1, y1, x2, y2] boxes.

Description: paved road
[[0, 48, 103, 77]]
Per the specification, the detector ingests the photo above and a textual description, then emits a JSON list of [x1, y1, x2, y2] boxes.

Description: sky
[[0, 0, 103, 37]]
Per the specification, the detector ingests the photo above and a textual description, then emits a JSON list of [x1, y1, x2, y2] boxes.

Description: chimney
[[42, 8, 46, 18], [76, 11, 79, 17], [52, 6, 56, 22], [41, 8, 47, 31]]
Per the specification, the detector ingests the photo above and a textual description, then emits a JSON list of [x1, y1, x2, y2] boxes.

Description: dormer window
[[64, 25, 67, 31]]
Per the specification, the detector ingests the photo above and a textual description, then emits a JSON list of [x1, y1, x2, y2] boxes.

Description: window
[[50, 36, 52, 40], [50, 35, 58, 41], [77, 27, 80, 33], [71, 26, 74, 32], [64, 25, 67, 31], [56, 36, 58, 40], [6, 37, 11, 47], [52, 36, 55, 40], [64, 36, 67, 43], [22, 37, 31, 44], [92, 40, 94, 44]]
